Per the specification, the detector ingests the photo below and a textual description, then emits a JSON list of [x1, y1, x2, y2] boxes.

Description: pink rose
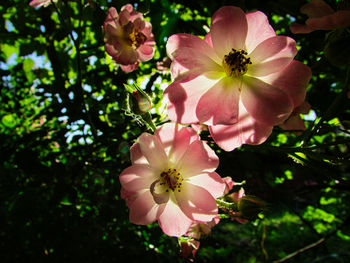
[[291, 0, 350, 34], [103, 5, 155, 72], [164, 6, 311, 151], [119, 123, 225, 237]]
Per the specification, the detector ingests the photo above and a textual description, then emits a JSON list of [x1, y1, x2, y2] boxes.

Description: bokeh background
[[1, 0, 349, 262]]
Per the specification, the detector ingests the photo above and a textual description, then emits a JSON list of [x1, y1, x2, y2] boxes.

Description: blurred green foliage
[[1, 0, 350, 262]]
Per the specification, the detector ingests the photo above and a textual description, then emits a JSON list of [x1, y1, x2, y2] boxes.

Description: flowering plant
[[5, 1, 349, 261]]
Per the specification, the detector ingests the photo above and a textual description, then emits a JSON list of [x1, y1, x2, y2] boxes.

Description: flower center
[[123, 22, 147, 49], [159, 168, 183, 192], [222, 49, 252, 77]]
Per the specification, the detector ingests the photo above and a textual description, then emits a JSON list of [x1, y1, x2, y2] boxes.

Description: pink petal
[[164, 75, 220, 124], [241, 77, 293, 126], [223, 176, 235, 194], [196, 77, 240, 125], [245, 11, 276, 53], [300, 0, 334, 18], [105, 7, 119, 26], [177, 140, 219, 177], [306, 10, 350, 30], [209, 101, 273, 151], [166, 33, 219, 63], [204, 33, 213, 47], [120, 62, 139, 72], [129, 190, 164, 225], [137, 133, 168, 170], [260, 60, 311, 107], [175, 182, 218, 222], [133, 17, 145, 31], [188, 172, 226, 199], [170, 47, 222, 77], [249, 36, 297, 64], [137, 44, 155, 62], [290, 23, 315, 34], [141, 21, 154, 39], [119, 164, 158, 193], [121, 4, 134, 13], [130, 143, 149, 165], [118, 9, 131, 26], [158, 196, 193, 236], [210, 6, 248, 58], [155, 123, 199, 165], [280, 114, 306, 131]]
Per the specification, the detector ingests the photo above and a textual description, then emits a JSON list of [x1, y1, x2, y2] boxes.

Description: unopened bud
[[125, 84, 152, 114]]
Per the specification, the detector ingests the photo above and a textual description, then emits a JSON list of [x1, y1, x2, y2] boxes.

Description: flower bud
[[125, 84, 152, 115]]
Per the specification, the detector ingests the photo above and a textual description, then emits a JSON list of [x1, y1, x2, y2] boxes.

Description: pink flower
[[291, 0, 350, 34], [119, 123, 225, 237], [103, 5, 155, 72], [164, 6, 311, 151], [29, 0, 57, 8]]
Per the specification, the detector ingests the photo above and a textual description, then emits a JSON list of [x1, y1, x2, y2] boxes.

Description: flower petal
[[158, 195, 193, 237], [177, 140, 219, 177], [175, 182, 218, 222], [120, 62, 139, 72], [196, 77, 240, 125], [166, 33, 219, 63], [188, 172, 225, 199], [209, 101, 273, 151], [170, 47, 222, 78], [155, 123, 199, 165], [260, 60, 311, 107], [119, 164, 158, 193], [164, 75, 221, 124], [129, 190, 164, 225], [210, 6, 248, 58], [137, 133, 168, 170], [137, 44, 155, 62], [245, 11, 276, 53], [249, 36, 297, 64], [241, 77, 293, 126]]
